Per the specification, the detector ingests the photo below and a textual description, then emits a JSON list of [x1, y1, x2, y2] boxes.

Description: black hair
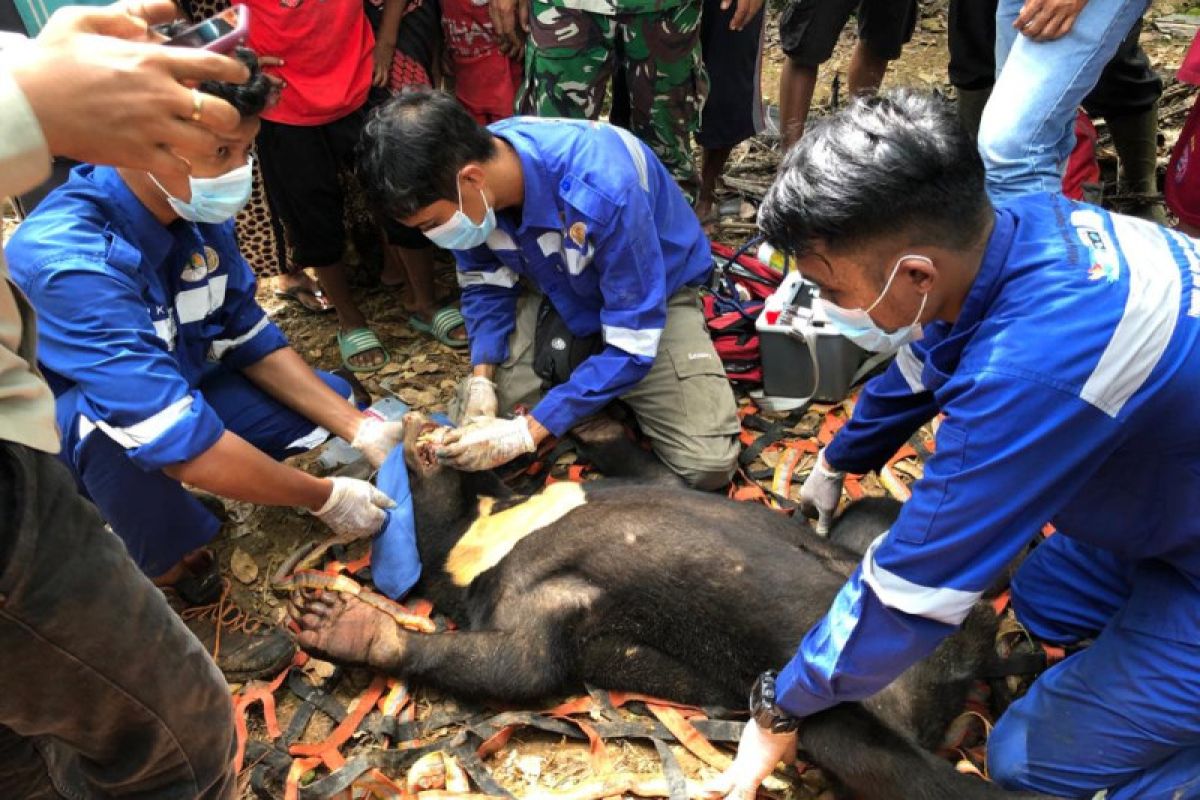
[[758, 90, 992, 260], [358, 89, 499, 220], [157, 27, 275, 118]]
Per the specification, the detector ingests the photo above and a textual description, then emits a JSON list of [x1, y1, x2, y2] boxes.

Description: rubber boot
[[955, 86, 992, 141], [1106, 103, 1167, 224]]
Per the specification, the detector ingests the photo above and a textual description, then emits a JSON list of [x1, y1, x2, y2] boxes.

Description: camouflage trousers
[[520, 0, 708, 188]]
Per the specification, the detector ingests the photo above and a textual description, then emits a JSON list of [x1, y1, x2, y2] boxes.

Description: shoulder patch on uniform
[[445, 482, 587, 587], [1070, 209, 1120, 283]]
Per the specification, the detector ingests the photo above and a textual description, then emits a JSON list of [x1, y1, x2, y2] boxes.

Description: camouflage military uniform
[[519, 0, 707, 188]]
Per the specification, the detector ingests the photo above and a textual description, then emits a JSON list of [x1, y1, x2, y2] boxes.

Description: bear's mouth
[[415, 423, 448, 470]]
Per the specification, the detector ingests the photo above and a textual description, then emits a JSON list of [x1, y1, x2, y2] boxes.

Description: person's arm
[[25, 260, 392, 536], [774, 371, 1125, 719], [528, 187, 668, 438], [822, 338, 943, 473], [373, 0, 404, 87], [165, 429, 331, 510], [242, 347, 363, 441], [457, 249, 522, 370]]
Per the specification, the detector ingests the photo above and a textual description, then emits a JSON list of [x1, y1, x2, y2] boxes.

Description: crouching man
[[358, 90, 740, 490], [6, 52, 402, 682], [707, 90, 1200, 800]]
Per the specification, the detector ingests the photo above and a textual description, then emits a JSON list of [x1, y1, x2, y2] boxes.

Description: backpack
[[703, 240, 785, 387]]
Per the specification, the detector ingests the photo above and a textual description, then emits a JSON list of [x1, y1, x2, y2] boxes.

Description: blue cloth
[[450, 118, 713, 436], [72, 367, 349, 576], [777, 194, 1200, 733], [6, 164, 289, 472], [979, 0, 1150, 202], [370, 444, 421, 600], [987, 535, 1200, 799]]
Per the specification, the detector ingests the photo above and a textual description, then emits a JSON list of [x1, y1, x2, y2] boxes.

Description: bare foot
[[290, 590, 406, 670]]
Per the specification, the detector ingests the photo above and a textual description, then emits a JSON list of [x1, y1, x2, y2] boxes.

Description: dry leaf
[[230, 548, 259, 584]]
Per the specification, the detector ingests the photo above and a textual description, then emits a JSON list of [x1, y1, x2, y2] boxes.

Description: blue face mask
[[152, 158, 254, 224], [424, 181, 496, 251], [819, 254, 930, 353]]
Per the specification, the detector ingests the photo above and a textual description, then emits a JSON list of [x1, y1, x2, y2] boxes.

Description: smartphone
[[164, 5, 249, 54]]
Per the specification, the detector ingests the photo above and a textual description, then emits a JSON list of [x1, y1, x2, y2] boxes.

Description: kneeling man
[[359, 91, 740, 490], [7, 53, 401, 681]]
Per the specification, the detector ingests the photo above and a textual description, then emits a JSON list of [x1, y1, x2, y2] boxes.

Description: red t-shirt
[[441, 0, 522, 124], [245, 0, 374, 126]]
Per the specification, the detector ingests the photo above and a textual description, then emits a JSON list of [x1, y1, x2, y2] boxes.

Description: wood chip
[[230, 547, 259, 584]]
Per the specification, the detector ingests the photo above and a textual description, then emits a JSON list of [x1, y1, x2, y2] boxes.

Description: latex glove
[[702, 719, 797, 800], [351, 417, 404, 469], [461, 375, 499, 422], [437, 416, 535, 471], [313, 477, 396, 540], [799, 448, 845, 536]]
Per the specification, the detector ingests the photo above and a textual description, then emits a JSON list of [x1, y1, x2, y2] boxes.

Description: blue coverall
[[454, 117, 714, 437], [7, 165, 350, 577], [779, 193, 1200, 799]]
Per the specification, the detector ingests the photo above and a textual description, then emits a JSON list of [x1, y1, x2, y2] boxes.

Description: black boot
[[1107, 104, 1167, 224]]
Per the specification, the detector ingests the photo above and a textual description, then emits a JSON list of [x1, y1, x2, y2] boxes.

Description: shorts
[[779, 0, 917, 67], [697, 0, 765, 149], [257, 107, 428, 266], [1165, 97, 1200, 230]]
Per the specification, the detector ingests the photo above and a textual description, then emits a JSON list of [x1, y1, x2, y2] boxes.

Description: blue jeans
[[979, 0, 1149, 202], [987, 535, 1200, 799]]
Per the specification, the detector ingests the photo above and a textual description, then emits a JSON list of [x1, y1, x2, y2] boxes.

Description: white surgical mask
[[152, 158, 254, 224], [820, 254, 930, 353], [424, 179, 496, 250]]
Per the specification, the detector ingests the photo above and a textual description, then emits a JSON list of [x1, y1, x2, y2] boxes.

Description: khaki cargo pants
[[454, 287, 741, 490]]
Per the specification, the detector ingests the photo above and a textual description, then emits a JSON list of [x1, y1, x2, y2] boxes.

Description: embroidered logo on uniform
[[181, 252, 208, 283], [204, 246, 220, 273], [1070, 209, 1120, 284], [568, 221, 588, 247]]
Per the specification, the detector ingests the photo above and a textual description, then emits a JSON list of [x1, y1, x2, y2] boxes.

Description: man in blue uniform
[[6, 51, 403, 681], [358, 90, 741, 489], [706, 91, 1200, 800]]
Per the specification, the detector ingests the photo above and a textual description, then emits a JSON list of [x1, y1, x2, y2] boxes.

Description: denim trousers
[[978, 0, 1150, 202]]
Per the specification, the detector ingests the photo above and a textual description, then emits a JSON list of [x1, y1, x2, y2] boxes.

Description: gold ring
[[190, 88, 204, 123]]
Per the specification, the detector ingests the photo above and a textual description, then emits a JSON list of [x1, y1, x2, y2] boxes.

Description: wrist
[[525, 415, 550, 446], [749, 671, 801, 734], [308, 477, 336, 513], [817, 450, 844, 477], [472, 363, 497, 380]]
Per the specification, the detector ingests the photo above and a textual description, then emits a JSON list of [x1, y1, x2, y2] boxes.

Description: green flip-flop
[[408, 306, 468, 349], [337, 327, 391, 373]]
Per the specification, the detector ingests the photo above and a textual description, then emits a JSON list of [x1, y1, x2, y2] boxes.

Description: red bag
[[704, 241, 785, 386], [1062, 110, 1101, 202]]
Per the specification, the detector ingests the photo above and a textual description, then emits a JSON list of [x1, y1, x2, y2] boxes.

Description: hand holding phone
[[165, 4, 248, 53]]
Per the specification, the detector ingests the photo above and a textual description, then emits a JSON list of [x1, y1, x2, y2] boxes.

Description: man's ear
[[899, 254, 937, 293], [459, 163, 487, 192]]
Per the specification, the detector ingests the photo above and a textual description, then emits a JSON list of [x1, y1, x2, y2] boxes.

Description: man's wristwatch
[[749, 671, 801, 734]]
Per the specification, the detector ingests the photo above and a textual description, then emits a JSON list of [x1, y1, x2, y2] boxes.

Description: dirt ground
[[4, 2, 1199, 797]]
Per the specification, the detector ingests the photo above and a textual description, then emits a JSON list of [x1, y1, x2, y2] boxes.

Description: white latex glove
[[437, 416, 535, 471], [461, 375, 499, 422], [350, 417, 404, 468], [702, 719, 797, 800], [313, 477, 396, 540], [799, 448, 845, 536]]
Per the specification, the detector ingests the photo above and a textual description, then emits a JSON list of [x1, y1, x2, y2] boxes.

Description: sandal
[[337, 327, 391, 373], [408, 306, 468, 349], [273, 285, 334, 314]]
